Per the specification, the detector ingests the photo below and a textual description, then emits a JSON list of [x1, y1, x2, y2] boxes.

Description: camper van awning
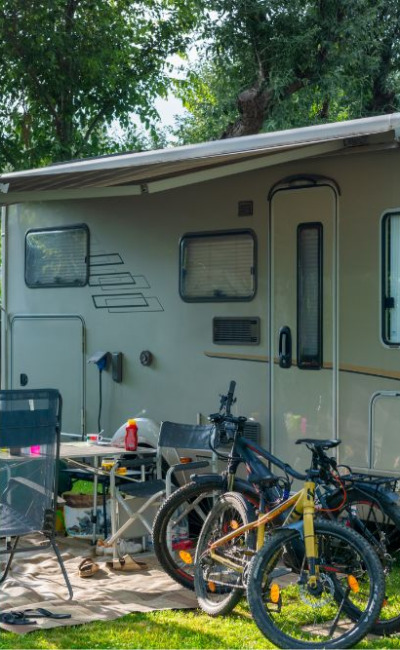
[[1, 113, 400, 203]]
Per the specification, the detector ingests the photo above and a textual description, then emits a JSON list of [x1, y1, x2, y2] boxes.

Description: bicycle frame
[[223, 427, 301, 498], [208, 479, 319, 585]]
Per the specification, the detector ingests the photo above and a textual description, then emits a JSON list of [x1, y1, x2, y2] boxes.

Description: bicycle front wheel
[[194, 492, 256, 616], [333, 487, 400, 636], [152, 477, 258, 590], [247, 519, 385, 649]]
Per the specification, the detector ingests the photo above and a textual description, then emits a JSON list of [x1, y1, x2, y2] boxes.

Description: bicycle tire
[[152, 477, 258, 590], [194, 492, 256, 616], [247, 519, 385, 649], [327, 485, 400, 636]]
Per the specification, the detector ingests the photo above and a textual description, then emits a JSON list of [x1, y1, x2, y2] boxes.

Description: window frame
[[381, 211, 400, 346], [25, 223, 90, 289], [296, 222, 323, 370], [179, 228, 257, 303]]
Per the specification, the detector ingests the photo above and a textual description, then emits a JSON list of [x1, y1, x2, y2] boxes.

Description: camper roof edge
[[0, 141, 346, 205], [1, 113, 400, 183]]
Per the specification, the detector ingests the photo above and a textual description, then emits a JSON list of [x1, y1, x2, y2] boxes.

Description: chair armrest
[[170, 461, 210, 473], [165, 461, 209, 496]]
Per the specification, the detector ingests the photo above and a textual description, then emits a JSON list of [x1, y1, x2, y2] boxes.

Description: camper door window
[[179, 229, 256, 302], [25, 224, 89, 288]]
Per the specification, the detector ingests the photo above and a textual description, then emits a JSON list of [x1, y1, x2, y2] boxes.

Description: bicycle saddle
[[295, 438, 341, 450]]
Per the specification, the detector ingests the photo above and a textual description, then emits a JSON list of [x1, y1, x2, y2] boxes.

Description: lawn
[[2, 482, 400, 649], [2, 602, 400, 649]]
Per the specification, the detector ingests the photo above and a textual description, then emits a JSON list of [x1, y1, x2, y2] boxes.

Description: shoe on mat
[[107, 554, 148, 571], [78, 557, 100, 577]]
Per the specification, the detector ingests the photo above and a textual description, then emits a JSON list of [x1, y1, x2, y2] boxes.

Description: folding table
[[59, 442, 156, 544]]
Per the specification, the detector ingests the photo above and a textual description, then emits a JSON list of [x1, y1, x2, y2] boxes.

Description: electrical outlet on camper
[[111, 352, 123, 383]]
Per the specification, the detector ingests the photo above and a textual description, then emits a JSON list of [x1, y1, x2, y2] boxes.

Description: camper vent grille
[[243, 421, 261, 444], [213, 317, 260, 345]]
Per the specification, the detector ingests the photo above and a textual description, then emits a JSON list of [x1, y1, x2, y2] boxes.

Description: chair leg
[[50, 537, 74, 600], [0, 536, 19, 584]]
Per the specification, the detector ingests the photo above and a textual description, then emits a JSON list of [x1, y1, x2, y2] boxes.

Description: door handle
[[278, 326, 292, 369]]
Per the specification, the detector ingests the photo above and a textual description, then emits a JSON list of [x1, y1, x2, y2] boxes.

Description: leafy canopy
[[0, 0, 203, 169], [175, 0, 400, 143]]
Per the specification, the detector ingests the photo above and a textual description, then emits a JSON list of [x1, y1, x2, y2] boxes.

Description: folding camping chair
[[0, 389, 73, 599], [106, 421, 216, 555]]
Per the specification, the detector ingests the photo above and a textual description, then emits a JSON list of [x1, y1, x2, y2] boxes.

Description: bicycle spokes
[[247, 521, 384, 648]]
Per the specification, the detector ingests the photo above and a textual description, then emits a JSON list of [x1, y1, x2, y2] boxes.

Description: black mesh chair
[[106, 421, 216, 553], [0, 389, 73, 599]]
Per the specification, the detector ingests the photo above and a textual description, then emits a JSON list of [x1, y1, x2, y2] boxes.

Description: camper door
[[270, 183, 338, 472], [11, 315, 85, 435]]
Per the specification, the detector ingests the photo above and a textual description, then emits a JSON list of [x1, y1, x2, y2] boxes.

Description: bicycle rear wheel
[[194, 492, 256, 616], [247, 519, 385, 649]]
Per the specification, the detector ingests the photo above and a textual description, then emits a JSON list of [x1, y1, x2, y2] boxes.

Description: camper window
[[25, 224, 89, 288], [297, 223, 323, 369], [179, 230, 256, 302], [382, 212, 400, 344]]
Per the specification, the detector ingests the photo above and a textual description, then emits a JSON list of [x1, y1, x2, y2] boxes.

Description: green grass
[[2, 481, 400, 648], [1, 602, 400, 649]]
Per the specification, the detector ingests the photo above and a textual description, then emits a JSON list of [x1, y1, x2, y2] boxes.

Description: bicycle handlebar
[[209, 381, 327, 482]]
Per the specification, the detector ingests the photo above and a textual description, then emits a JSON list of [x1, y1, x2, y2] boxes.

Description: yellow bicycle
[[194, 438, 385, 649]]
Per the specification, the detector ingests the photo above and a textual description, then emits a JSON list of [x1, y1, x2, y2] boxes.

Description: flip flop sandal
[[78, 557, 100, 577], [107, 554, 148, 572], [22, 608, 71, 620], [0, 612, 37, 626]]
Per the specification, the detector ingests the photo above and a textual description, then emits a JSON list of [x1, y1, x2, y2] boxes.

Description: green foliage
[[0, 0, 204, 170], [175, 0, 400, 143]]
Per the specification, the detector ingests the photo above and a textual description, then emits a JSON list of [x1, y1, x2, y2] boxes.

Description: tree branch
[[221, 77, 306, 138]]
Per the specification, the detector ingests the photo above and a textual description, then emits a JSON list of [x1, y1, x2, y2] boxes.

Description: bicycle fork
[[288, 481, 319, 587]]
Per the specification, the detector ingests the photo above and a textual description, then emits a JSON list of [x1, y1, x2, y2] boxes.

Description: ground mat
[[0, 536, 196, 634]]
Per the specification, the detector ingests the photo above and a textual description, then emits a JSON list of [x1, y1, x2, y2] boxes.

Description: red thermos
[[125, 419, 138, 451]]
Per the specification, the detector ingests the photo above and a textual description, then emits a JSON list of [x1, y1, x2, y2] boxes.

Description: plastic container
[[86, 433, 100, 445], [63, 493, 110, 538], [110, 418, 159, 448], [125, 419, 138, 451]]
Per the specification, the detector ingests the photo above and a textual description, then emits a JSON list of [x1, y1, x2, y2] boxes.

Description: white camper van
[[2, 114, 400, 475]]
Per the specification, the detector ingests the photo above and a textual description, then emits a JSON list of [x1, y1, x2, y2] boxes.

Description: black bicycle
[[153, 381, 304, 590], [153, 381, 400, 635]]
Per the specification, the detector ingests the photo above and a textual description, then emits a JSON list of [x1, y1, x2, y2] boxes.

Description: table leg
[[109, 466, 118, 561], [91, 456, 99, 545]]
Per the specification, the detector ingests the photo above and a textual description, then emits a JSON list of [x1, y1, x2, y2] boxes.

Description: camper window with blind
[[25, 224, 89, 288], [382, 212, 400, 345], [179, 230, 256, 301], [297, 222, 323, 368]]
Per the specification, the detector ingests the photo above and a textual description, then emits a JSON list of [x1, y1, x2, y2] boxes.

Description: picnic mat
[[0, 536, 197, 634]]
